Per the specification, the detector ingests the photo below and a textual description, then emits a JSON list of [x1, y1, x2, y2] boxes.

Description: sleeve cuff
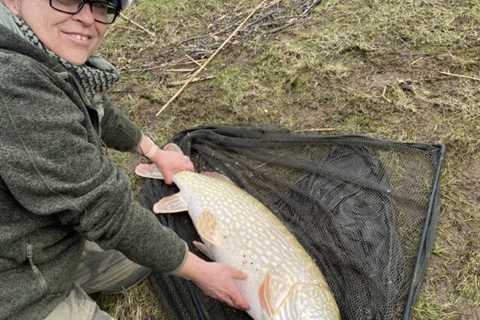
[[166, 241, 189, 275]]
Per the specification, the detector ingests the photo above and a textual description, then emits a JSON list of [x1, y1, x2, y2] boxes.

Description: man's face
[[5, 0, 109, 64]]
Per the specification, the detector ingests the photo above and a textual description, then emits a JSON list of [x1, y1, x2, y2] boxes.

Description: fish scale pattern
[[172, 172, 339, 319]]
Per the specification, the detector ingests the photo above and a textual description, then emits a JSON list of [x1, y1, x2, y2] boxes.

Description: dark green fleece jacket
[[0, 14, 187, 320]]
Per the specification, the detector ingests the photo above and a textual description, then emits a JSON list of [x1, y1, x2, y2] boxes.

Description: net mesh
[[141, 126, 444, 320]]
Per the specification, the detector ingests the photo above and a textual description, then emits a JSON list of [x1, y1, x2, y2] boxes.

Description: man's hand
[[174, 252, 250, 311], [137, 135, 194, 184]]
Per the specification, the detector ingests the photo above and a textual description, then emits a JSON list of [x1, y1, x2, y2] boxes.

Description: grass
[[97, 0, 479, 318]]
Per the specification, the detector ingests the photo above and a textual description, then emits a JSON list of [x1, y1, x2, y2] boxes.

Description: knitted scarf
[[13, 15, 119, 102]]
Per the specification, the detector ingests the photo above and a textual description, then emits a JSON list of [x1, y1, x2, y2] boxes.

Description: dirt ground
[[97, 0, 479, 319]]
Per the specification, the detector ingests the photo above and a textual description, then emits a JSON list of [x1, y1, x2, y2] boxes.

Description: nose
[[72, 3, 96, 25]]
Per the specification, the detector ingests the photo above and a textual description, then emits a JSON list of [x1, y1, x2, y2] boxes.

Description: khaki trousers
[[44, 241, 150, 320]]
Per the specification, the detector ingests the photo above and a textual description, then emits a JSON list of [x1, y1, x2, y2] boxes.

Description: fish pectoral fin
[[192, 240, 214, 260], [153, 193, 188, 214], [259, 272, 293, 317], [135, 163, 164, 180], [196, 210, 221, 246], [259, 272, 275, 317]]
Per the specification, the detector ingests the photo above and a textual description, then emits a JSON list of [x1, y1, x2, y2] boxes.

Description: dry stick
[[165, 68, 197, 73], [126, 62, 168, 73], [410, 56, 425, 66], [302, 0, 322, 15], [294, 128, 336, 133], [185, 54, 204, 67], [156, 0, 270, 116], [120, 13, 156, 37], [439, 71, 480, 82], [211, 0, 281, 36], [382, 85, 392, 103], [138, 38, 158, 54], [268, 21, 295, 34]]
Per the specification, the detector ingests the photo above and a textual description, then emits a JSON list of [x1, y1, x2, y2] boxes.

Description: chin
[[46, 43, 92, 65], [65, 55, 89, 65], [58, 49, 91, 65]]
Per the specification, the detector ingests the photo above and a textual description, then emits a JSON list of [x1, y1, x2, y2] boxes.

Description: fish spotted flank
[[136, 163, 340, 320]]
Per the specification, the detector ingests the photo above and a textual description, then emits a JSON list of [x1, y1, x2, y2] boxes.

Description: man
[[0, 0, 249, 319]]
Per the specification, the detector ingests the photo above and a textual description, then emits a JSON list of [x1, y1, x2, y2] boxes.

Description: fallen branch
[[294, 128, 336, 133], [185, 54, 204, 67], [439, 71, 480, 82], [120, 13, 156, 37], [381, 85, 392, 103], [165, 68, 197, 73], [156, 0, 270, 116]]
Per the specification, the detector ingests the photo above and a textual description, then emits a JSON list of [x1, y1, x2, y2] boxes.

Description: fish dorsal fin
[[135, 163, 164, 180], [202, 171, 235, 185], [196, 210, 221, 247], [153, 193, 188, 213]]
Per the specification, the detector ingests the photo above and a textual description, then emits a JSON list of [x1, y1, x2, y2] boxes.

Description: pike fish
[[135, 147, 340, 320]]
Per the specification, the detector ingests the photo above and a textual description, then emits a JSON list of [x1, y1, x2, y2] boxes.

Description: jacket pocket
[[26, 243, 48, 293]]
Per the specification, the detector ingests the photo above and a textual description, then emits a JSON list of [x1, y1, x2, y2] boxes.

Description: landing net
[[141, 126, 445, 320]]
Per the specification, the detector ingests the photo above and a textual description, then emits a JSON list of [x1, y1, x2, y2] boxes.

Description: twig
[[382, 85, 392, 103], [167, 76, 214, 87], [156, 0, 270, 116], [262, 0, 283, 11], [138, 39, 158, 54], [442, 193, 475, 209], [294, 128, 336, 133], [268, 21, 295, 34], [165, 68, 196, 73], [302, 0, 322, 15], [185, 54, 204, 67], [120, 13, 156, 37], [410, 56, 425, 66], [439, 71, 480, 82]]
